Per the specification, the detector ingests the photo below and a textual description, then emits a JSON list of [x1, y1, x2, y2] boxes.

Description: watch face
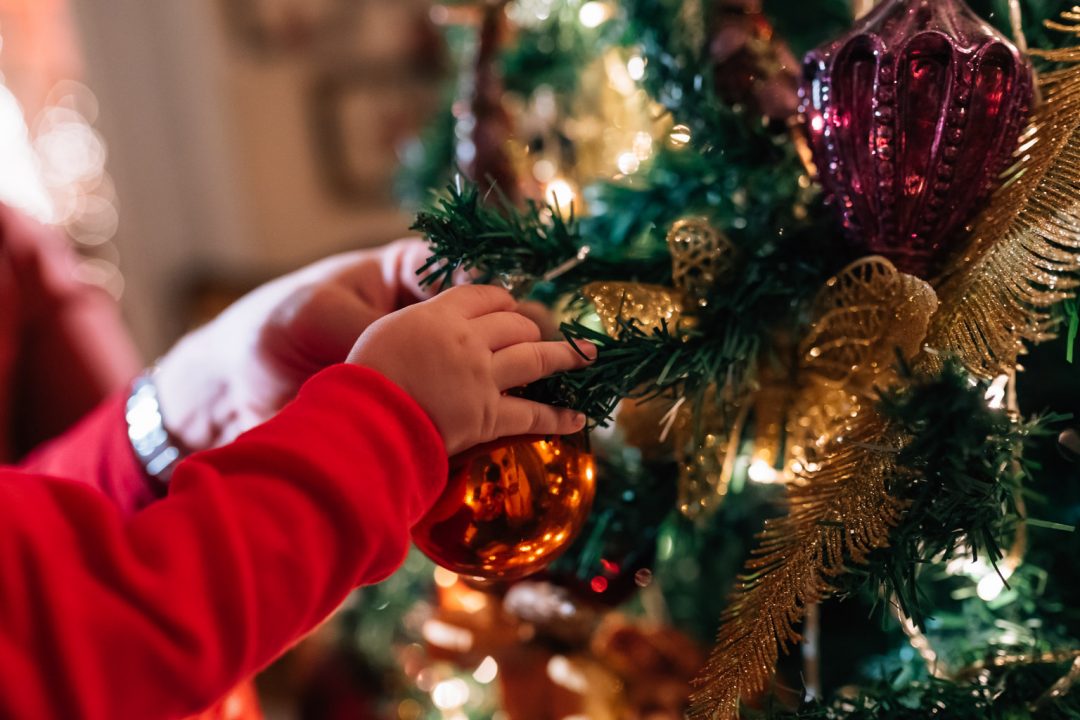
[[126, 374, 181, 485]]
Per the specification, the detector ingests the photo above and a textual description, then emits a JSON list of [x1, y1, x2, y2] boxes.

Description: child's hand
[[348, 285, 595, 455]]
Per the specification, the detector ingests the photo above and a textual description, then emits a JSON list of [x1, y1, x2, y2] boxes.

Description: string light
[[627, 55, 646, 81], [977, 573, 1007, 602], [578, 1, 611, 28], [668, 124, 692, 147], [431, 678, 470, 711], [985, 374, 1010, 409], [544, 177, 577, 210], [546, 655, 588, 693], [421, 619, 474, 653], [433, 567, 458, 588], [748, 459, 781, 484], [616, 151, 640, 174], [472, 656, 499, 684]]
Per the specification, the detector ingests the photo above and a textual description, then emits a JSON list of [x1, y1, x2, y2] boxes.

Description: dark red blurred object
[[799, 0, 1033, 277], [709, 0, 800, 124], [458, 1, 521, 203]]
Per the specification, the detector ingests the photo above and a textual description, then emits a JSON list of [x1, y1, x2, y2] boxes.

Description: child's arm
[[0, 285, 591, 720], [0, 364, 445, 720]]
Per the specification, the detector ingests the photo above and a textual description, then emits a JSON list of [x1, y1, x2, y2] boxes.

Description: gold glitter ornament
[[582, 217, 732, 339], [582, 282, 689, 338], [788, 257, 937, 479], [672, 385, 748, 519], [667, 217, 736, 307], [585, 217, 738, 519]]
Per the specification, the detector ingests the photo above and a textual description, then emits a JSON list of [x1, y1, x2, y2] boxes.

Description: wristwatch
[[126, 369, 185, 490]]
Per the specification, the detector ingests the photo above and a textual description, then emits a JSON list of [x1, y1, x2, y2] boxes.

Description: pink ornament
[[799, 0, 1033, 277]]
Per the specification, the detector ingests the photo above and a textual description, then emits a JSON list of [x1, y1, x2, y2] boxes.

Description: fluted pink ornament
[[799, 0, 1033, 277]]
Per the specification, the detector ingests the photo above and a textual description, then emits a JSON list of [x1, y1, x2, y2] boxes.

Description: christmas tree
[[346, 1, 1080, 717]]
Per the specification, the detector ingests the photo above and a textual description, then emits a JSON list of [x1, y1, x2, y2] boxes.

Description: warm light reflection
[[421, 620, 474, 653], [748, 459, 781, 484], [473, 656, 499, 684]]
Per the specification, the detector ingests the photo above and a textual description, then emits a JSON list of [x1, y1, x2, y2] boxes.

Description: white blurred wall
[[68, 0, 427, 355]]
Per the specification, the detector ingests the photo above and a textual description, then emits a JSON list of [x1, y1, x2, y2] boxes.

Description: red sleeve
[[17, 391, 158, 516], [0, 364, 447, 720]]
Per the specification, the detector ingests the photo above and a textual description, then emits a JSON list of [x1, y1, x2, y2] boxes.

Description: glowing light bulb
[[473, 656, 499, 684], [545, 177, 577, 210], [669, 124, 692, 147], [578, 1, 609, 28], [433, 566, 458, 588], [748, 459, 780, 484], [616, 151, 640, 174], [627, 55, 646, 81], [977, 573, 1006, 602], [985, 374, 1009, 410], [432, 678, 470, 710]]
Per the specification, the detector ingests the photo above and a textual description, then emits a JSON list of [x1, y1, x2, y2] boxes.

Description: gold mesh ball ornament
[[667, 217, 737, 307]]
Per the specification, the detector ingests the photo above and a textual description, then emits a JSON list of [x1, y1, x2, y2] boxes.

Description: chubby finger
[[492, 340, 597, 389], [494, 396, 587, 438], [473, 312, 543, 350], [437, 284, 517, 317]]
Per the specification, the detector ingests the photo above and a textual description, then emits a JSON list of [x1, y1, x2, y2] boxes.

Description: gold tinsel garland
[[690, 15, 1080, 719]]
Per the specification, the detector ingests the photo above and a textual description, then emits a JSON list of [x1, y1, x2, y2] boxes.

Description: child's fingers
[[437, 284, 517, 317], [472, 312, 542, 350], [495, 397, 586, 438], [491, 340, 596, 390]]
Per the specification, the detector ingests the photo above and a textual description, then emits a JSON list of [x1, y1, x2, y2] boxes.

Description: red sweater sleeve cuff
[[169, 363, 449, 582], [272, 363, 449, 528]]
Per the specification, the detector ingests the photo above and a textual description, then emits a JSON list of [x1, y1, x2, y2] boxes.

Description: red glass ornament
[[799, 0, 1033, 277], [412, 434, 596, 581]]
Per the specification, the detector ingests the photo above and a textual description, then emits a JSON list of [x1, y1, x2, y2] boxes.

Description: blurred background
[[0, 0, 440, 355]]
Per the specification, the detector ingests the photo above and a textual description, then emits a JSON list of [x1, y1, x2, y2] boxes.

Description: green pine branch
[[841, 359, 1069, 629]]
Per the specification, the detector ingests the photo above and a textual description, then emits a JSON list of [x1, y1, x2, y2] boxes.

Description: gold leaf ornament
[[689, 257, 937, 720], [924, 24, 1080, 378], [582, 282, 689, 337], [581, 217, 733, 336]]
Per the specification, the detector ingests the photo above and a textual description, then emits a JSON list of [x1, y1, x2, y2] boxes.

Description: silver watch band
[[126, 370, 184, 488]]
